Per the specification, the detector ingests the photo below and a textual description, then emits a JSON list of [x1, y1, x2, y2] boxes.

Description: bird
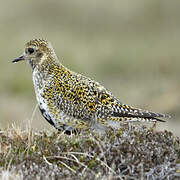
[[12, 39, 170, 134]]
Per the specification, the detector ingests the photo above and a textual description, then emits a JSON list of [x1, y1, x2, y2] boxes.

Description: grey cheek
[[37, 52, 43, 58], [27, 59, 36, 70]]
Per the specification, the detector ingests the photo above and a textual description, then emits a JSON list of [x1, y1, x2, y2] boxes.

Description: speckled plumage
[[13, 39, 170, 133]]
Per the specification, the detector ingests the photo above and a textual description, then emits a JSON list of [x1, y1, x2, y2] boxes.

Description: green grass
[[0, 125, 179, 179]]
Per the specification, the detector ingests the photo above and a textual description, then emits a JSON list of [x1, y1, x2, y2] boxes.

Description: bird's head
[[12, 39, 57, 69]]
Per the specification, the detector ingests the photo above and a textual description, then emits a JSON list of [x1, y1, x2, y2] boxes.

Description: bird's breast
[[32, 70, 48, 110], [32, 70, 44, 90]]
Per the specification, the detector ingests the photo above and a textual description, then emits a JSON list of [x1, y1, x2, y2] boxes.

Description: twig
[[43, 155, 53, 166], [29, 103, 38, 127], [47, 155, 96, 176], [59, 161, 76, 173], [63, 151, 116, 174]]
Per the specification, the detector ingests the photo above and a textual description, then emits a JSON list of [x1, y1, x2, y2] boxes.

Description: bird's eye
[[28, 48, 34, 54]]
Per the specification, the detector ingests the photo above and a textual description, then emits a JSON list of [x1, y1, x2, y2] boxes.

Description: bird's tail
[[112, 104, 171, 122]]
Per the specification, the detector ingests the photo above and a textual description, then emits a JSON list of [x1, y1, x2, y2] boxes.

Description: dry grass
[[0, 124, 179, 179]]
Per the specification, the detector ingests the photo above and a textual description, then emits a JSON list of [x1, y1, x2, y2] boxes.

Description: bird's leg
[[64, 125, 80, 135], [56, 124, 77, 135]]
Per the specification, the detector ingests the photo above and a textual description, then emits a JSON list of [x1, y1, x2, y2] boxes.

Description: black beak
[[12, 55, 25, 63]]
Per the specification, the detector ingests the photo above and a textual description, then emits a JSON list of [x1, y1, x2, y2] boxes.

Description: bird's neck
[[32, 57, 63, 90], [34, 55, 69, 81]]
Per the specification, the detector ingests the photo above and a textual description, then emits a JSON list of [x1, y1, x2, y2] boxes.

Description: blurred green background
[[0, 0, 179, 135]]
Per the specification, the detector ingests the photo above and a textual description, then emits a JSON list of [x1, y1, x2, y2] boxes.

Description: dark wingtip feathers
[[113, 105, 171, 123]]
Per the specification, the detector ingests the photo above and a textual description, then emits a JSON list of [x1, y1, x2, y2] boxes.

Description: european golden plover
[[12, 39, 170, 134]]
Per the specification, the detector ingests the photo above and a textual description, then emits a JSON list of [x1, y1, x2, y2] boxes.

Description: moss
[[0, 125, 179, 179]]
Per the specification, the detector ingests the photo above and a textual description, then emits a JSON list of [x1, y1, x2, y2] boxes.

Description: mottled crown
[[26, 39, 49, 48]]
